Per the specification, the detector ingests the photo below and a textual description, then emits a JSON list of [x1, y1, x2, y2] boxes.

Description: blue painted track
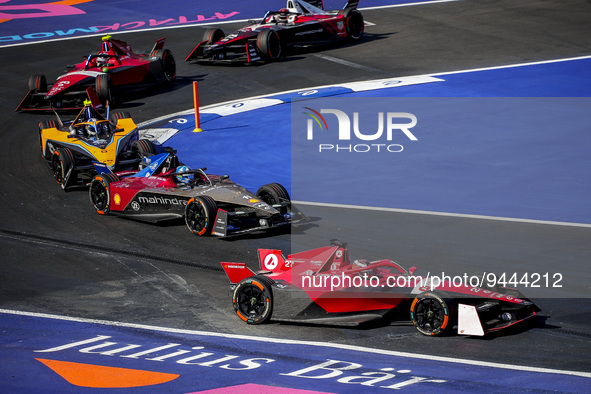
[[1, 310, 588, 392], [146, 57, 591, 225]]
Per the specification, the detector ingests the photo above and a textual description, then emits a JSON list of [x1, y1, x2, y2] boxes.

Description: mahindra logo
[[304, 108, 418, 153]]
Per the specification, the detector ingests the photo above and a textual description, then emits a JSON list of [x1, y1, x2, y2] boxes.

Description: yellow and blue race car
[[39, 101, 157, 190]]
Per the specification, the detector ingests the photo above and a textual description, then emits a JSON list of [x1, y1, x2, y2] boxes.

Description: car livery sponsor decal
[[1, 310, 589, 392]]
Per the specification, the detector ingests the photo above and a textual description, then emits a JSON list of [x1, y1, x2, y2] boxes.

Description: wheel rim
[[163, 52, 176, 81], [236, 284, 267, 319], [348, 13, 363, 39], [186, 201, 207, 234], [52, 155, 64, 185], [90, 180, 108, 211], [414, 298, 445, 333], [258, 190, 277, 205]]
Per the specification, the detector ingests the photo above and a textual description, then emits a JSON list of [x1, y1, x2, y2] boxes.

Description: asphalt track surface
[[1, 0, 591, 385]]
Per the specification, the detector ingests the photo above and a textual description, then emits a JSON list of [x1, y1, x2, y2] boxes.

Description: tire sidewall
[[410, 291, 455, 336], [184, 196, 216, 236], [232, 276, 273, 324], [90, 175, 112, 214]]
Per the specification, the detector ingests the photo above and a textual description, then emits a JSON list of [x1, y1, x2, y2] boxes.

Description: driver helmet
[[85, 118, 98, 136], [353, 259, 369, 269], [176, 165, 194, 184], [96, 56, 108, 67], [276, 8, 290, 22], [97, 121, 110, 137]]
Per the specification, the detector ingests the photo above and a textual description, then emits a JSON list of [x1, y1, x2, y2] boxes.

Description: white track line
[[293, 201, 591, 228], [1, 308, 589, 378], [0, 1, 453, 49]]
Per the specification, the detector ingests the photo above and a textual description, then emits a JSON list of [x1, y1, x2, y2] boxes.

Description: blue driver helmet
[[176, 165, 194, 184]]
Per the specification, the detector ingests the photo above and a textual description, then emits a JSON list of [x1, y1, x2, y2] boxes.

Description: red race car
[[17, 35, 176, 111], [221, 240, 540, 336], [186, 0, 364, 63]]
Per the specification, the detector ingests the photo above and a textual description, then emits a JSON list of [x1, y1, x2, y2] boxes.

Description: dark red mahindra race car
[[17, 35, 176, 111], [185, 0, 364, 63], [89, 151, 308, 237], [221, 240, 540, 336]]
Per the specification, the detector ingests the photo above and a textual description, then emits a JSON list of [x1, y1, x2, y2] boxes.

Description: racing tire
[[203, 28, 225, 45], [232, 276, 274, 324], [185, 195, 218, 236], [410, 291, 456, 336], [28, 74, 47, 92], [256, 29, 282, 61], [39, 120, 59, 131], [342, 8, 364, 41], [110, 111, 131, 123], [95, 74, 115, 106], [152, 49, 176, 83], [89, 173, 120, 215], [131, 139, 156, 158], [256, 183, 290, 206], [51, 147, 75, 190]]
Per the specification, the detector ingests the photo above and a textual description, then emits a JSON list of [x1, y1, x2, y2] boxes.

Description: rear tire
[[256, 29, 282, 61], [89, 173, 120, 214], [28, 74, 47, 92], [185, 195, 218, 236], [233, 276, 274, 324], [51, 147, 75, 190], [95, 74, 115, 106], [203, 28, 225, 45], [256, 183, 290, 206], [410, 291, 456, 336], [152, 48, 176, 82], [343, 8, 364, 41]]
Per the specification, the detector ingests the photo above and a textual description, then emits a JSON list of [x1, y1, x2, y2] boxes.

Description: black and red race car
[[221, 240, 540, 336], [89, 151, 308, 237], [17, 35, 176, 111], [185, 0, 364, 63]]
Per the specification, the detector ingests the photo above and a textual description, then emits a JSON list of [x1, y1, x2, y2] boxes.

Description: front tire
[[89, 173, 119, 214], [233, 276, 274, 324], [110, 111, 131, 124], [185, 195, 218, 236], [51, 147, 75, 190], [256, 183, 290, 206], [28, 74, 47, 92], [131, 139, 155, 157], [410, 291, 456, 336], [256, 29, 282, 61], [203, 28, 225, 45]]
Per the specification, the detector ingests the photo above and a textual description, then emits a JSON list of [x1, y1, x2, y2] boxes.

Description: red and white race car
[[17, 35, 175, 111], [186, 0, 364, 63], [222, 240, 540, 336], [89, 151, 308, 237]]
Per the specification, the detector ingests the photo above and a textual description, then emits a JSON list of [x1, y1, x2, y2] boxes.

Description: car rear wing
[[150, 37, 166, 54], [220, 262, 257, 284], [343, 0, 359, 10], [257, 249, 290, 272]]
